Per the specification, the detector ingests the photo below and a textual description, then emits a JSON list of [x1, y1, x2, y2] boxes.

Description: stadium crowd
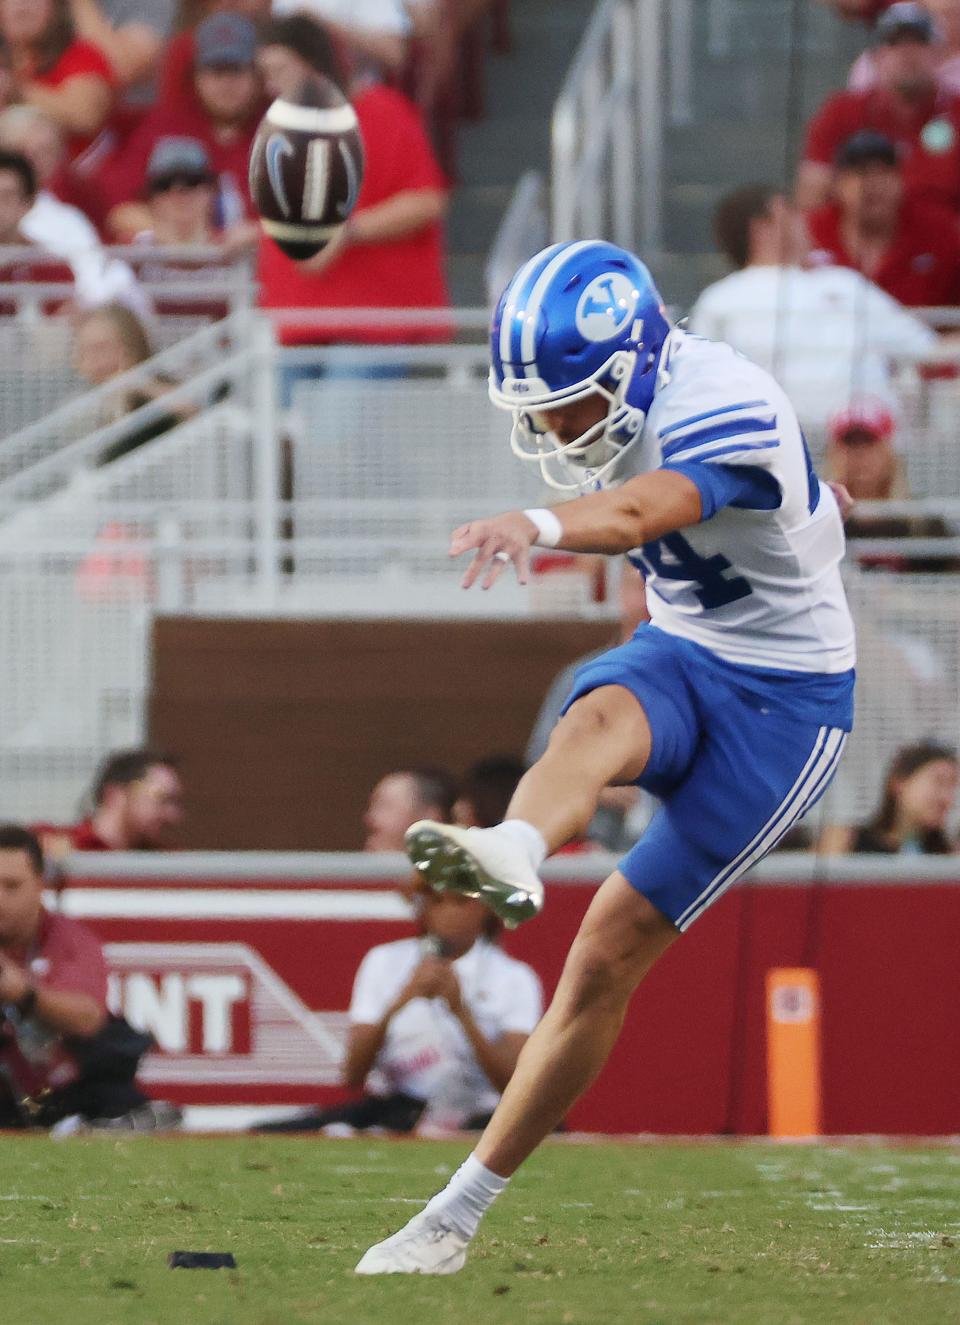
[[0, 1, 954, 419], [0, 0, 516, 349]]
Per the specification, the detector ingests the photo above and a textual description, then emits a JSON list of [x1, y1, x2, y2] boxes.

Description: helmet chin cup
[[509, 405, 644, 494], [504, 351, 645, 493]]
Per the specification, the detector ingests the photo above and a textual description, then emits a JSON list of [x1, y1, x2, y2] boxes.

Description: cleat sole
[[405, 826, 543, 928]]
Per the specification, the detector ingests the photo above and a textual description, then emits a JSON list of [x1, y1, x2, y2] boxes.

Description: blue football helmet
[[489, 240, 672, 491]]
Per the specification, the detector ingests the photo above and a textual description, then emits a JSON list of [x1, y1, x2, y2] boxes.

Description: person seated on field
[[819, 740, 959, 852], [0, 824, 179, 1130], [808, 129, 960, 309], [254, 880, 542, 1134], [0, 0, 116, 164], [688, 183, 938, 440], [103, 12, 265, 248], [363, 766, 457, 852], [798, 3, 960, 212], [254, 14, 449, 348], [32, 746, 184, 860]]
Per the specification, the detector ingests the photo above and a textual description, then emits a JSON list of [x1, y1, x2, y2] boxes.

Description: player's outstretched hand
[[449, 512, 538, 590]]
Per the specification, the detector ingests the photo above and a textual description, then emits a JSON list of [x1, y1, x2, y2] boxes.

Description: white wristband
[[523, 507, 563, 548]]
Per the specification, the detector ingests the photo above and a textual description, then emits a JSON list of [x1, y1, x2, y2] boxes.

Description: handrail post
[[611, 0, 636, 247], [636, 0, 664, 257], [669, 0, 694, 126], [251, 315, 280, 608]]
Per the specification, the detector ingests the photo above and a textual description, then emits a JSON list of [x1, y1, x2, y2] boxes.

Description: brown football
[[248, 76, 365, 261]]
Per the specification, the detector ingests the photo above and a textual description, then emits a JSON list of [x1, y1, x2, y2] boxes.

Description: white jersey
[[349, 937, 542, 1126], [621, 329, 856, 674]]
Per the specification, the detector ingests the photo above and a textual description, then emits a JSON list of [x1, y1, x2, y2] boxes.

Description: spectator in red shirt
[[808, 129, 960, 306], [104, 12, 265, 247], [159, 0, 271, 107], [0, 824, 107, 1122], [799, 3, 960, 211], [0, 0, 115, 162], [255, 15, 449, 346], [33, 746, 185, 859], [848, 1, 960, 98], [68, 0, 176, 100], [0, 823, 179, 1129]]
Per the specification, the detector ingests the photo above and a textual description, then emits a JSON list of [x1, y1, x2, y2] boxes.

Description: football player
[[356, 240, 856, 1275]]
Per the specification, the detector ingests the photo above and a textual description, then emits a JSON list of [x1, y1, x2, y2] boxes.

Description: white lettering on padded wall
[[108, 972, 247, 1054]]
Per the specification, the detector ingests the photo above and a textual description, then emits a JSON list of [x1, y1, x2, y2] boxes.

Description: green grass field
[[1, 1135, 958, 1325]]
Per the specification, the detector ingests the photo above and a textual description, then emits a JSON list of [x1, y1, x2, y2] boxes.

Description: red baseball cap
[[829, 399, 896, 442]]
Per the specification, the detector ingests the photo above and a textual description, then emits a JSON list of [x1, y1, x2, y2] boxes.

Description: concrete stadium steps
[[446, 0, 596, 305], [449, 1, 866, 308], [656, 4, 866, 308]]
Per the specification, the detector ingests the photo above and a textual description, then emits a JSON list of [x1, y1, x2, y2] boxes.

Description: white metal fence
[[552, 0, 645, 250], [1, 307, 960, 838], [0, 247, 253, 439], [0, 311, 553, 819]]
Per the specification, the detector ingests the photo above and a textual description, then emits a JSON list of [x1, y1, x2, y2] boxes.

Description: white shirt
[[349, 936, 542, 1125], [271, 0, 411, 33], [22, 191, 148, 316], [620, 329, 856, 674], [687, 264, 936, 434]]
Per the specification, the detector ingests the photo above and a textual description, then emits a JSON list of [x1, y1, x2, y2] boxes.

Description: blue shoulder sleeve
[[665, 461, 782, 522]]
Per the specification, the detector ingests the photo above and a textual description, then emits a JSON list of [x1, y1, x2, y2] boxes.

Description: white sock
[[421, 1153, 510, 1240], [496, 819, 548, 870]]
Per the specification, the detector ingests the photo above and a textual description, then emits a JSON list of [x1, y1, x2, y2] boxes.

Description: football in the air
[[248, 75, 365, 261]]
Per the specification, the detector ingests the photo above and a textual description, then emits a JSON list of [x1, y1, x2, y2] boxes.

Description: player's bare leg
[[506, 685, 653, 847], [355, 870, 677, 1274], [474, 874, 676, 1173], [405, 685, 652, 926], [356, 688, 670, 1276]]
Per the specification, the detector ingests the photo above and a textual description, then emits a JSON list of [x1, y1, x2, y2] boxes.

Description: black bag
[[65, 1014, 155, 1082], [20, 1016, 156, 1127]]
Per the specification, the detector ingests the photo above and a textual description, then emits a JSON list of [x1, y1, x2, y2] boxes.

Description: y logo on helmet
[[575, 273, 639, 342]]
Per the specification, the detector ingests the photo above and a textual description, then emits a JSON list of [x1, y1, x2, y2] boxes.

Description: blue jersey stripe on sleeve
[[658, 398, 769, 439], [688, 440, 780, 463], [662, 416, 778, 460], [664, 439, 780, 466]]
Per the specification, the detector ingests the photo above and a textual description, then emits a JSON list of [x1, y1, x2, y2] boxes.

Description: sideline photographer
[[0, 823, 174, 1130]]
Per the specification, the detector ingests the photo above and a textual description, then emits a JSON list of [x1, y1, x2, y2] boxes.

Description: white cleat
[[354, 1212, 470, 1275], [404, 821, 545, 929]]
